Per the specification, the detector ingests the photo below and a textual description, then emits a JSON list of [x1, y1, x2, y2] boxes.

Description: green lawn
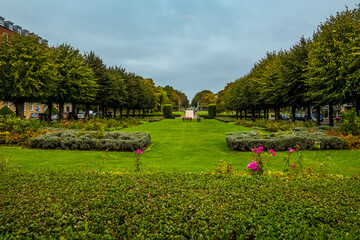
[[1, 119, 359, 175]]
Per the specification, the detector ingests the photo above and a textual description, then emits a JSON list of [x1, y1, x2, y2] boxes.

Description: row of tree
[[0, 33, 189, 120], [218, 6, 360, 125]]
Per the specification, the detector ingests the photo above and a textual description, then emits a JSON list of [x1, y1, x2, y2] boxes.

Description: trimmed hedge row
[[0, 172, 359, 239], [29, 131, 151, 151], [208, 104, 217, 118], [226, 131, 344, 151], [163, 104, 172, 119]]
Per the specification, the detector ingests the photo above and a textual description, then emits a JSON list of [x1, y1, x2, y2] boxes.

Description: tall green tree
[[307, 6, 360, 123], [49, 44, 97, 120], [280, 37, 312, 122], [0, 33, 55, 119]]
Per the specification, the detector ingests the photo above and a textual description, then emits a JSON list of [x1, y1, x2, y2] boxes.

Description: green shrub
[[0, 106, 15, 117], [163, 104, 172, 119], [340, 108, 360, 136], [208, 104, 217, 119], [29, 130, 151, 151], [0, 172, 359, 239], [226, 131, 344, 151]]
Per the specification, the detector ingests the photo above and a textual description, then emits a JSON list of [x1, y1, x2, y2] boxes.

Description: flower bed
[[226, 131, 344, 151], [29, 131, 151, 151]]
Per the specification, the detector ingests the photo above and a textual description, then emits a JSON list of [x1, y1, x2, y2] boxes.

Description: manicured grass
[[1, 119, 359, 175]]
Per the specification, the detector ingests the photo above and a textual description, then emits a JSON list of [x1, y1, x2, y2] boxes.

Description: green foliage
[[235, 119, 299, 132], [0, 106, 15, 117], [44, 106, 59, 115], [207, 104, 217, 119], [213, 159, 234, 174], [29, 131, 151, 151], [0, 34, 56, 118], [226, 131, 344, 151], [340, 108, 360, 135], [191, 90, 216, 108], [1, 172, 359, 239], [163, 104, 172, 118]]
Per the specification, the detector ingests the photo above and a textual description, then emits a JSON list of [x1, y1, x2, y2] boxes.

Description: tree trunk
[[251, 108, 255, 120], [274, 108, 277, 120], [316, 106, 321, 126], [126, 108, 130, 118], [277, 107, 281, 120], [47, 102, 53, 122], [143, 109, 145, 118], [59, 102, 64, 121], [133, 109, 136, 117], [244, 109, 247, 119], [15, 102, 25, 119], [120, 108, 123, 118], [85, 103, 90, 120], [329, 103, 334, 126], [236, 110, 239, 119], [356, 94, 360, 117], [113, 107, 117, 118], [307, 106, 311, 121], [291, 106, 296, 123]]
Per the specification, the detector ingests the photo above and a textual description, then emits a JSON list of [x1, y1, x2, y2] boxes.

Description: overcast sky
[[1, 0, 358, 101]]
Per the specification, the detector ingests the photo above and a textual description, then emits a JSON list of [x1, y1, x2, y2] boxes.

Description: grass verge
[[0, 119, 359, 175]]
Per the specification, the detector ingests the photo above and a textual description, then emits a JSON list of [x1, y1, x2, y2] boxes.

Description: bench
[[182, 117, 192, 122]]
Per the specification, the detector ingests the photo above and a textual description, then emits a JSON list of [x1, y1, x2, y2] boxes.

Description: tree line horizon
[[192, 5, 360, 126], [0, 34, 190, 120], [1, 5, 359, 123]]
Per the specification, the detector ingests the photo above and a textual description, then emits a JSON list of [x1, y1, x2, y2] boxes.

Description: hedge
[[163, 104, 172, 119], [226, 131, 344, 151], [208, 104, 216, 119], [29, 130, 151, 151], [0, 172, 359, 239]]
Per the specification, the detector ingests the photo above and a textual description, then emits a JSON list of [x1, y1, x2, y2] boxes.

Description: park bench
[[182, 110, 195, 122], [182, 117, 192, 121]]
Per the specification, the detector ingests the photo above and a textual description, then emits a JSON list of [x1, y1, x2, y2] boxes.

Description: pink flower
[[272, 152, 276, 157], [258, 146, 264, 150], [60, 123, 62, 126], [292, 164, 296, 168], [65, 122, 69, 125], [247, 161, 259, 171], [76, 121, 78, 123], [294, 125, 296, 128], [252, 148, 256, 152], [256, 149, 262, 154], [80, 121, 82, 124], [137, 149, 142, 154], [289, 148, 294, 153], [269, 149, 275, 153]]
